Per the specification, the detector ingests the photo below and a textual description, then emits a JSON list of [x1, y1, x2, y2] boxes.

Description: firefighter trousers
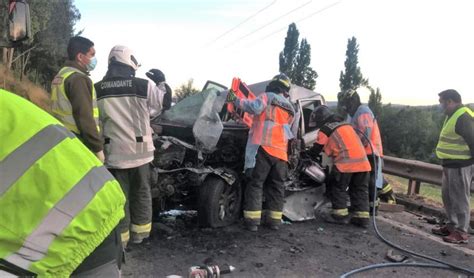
[[328, 168, 369, 218], [244, 147, 288, 226], [109, 164, 152, 244]]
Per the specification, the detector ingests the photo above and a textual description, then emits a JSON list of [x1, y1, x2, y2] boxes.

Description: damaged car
[[150, 79, 328, 227]]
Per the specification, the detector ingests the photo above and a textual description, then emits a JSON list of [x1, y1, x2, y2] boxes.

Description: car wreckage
[[150, 79, 329, 227]]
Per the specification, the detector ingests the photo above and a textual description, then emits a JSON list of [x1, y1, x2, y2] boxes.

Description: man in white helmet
[[95, 45, 166, 247]]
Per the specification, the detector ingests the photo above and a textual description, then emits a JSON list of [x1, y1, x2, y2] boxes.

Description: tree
[[279, 23, 299, 80], [339, 36, 367, 92], [175, 79, 200, 102], [368, 87, 383, 118], [293, 39, 318, 90], [279, 23, 318, 89], [1, 0, 80, 88]]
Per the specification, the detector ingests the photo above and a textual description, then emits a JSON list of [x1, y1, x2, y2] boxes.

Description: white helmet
[[108, 45, 140, 70]]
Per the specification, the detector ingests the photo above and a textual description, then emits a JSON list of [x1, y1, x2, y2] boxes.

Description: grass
[[385, 174, 474, 208]]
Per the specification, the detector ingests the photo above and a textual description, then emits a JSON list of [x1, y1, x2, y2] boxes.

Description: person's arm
[[234, 93, 268, 115], [65, 74, 103, 152], [455, 112, 474, 157], [148, 81, 165, 118]]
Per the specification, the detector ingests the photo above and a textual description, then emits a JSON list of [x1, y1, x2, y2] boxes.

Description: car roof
[[247, 80, 325, 103]]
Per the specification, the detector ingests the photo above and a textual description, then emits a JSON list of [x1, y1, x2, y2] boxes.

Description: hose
[[340, 128, 474, 277]]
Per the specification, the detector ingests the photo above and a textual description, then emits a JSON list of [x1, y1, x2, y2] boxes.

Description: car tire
[[198, 175, 242, 228]]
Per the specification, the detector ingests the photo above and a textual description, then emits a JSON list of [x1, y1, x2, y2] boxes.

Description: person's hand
[[226, 90, 237, 103], [95, 151, 105, 163], [146, 69, 165, 85]]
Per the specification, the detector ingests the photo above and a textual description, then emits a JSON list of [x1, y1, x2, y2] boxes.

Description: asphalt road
[[122, 210, 473, 277]]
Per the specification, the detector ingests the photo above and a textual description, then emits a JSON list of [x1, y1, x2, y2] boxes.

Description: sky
[[75, 0, 474, 105]]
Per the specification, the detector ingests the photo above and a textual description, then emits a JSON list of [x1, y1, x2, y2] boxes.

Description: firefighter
[[309, 105, 371, 228], [0, 89, 125, 277], [227, 73, 295, 231], [95, 45, 165, 247], [338, 89, 396, 214], [50, 36, 104, 162]]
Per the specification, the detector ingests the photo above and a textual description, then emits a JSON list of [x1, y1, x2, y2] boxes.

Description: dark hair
[[67, 36, 94, 61], [438, 89, 462, 103]]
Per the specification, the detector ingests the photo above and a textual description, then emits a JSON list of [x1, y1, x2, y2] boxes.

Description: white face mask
[[86, 56, 97, 71]]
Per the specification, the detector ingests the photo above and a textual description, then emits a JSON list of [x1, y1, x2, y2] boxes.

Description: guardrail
[[383, 156, 474, 195]]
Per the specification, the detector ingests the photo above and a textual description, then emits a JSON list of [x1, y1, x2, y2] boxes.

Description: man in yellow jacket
[[0, 88, 125, 276]]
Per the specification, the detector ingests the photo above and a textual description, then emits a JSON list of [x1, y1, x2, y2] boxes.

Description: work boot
[[131, 232, 149, 244], [351, 217, 369, 228], [432, 225, 452, 236], [369, 206, 378, 216], [245, 223, 258, 232], [442, 230, 469, 244], [323, 214, 350, 225]]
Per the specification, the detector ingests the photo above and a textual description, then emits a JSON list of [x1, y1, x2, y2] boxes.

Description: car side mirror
[[1, 0, 31, 47]]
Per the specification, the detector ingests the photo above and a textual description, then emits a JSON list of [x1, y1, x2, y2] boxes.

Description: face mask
[[86, 56, 97, 71]]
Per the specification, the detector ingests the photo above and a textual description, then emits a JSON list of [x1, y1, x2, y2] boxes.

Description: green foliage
[[339, 36, 367, 91], [175, 79, 200, 102], [2, 0, 80, 88], [279, 23, 318, 90], [368, 87, 382, 118], [379, 105, 443, 163]]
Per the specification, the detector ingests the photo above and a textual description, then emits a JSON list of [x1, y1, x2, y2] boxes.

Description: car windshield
[[158, 88, 224, 126]]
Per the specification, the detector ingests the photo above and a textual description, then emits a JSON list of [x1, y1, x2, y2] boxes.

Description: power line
[[246, 1, 341, 46], [205, 0, 277, 46], [222, 0, 313, 49]]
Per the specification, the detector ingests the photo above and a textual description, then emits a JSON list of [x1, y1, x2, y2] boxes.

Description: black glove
[[146, 69, 165, 85], [226, 90, 237, 103], [308, 143, 323, 157]]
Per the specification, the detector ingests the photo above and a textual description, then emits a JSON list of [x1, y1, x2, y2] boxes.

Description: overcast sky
[[75, 0, 474, 105]]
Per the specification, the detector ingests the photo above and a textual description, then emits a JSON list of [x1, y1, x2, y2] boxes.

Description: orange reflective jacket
[[235, 92, 294, 168], [351, 105, 383, 157], [316, 122, 371, 173]]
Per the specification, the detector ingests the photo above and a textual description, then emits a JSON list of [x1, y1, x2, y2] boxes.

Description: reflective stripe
[[332, 208, 348, 216], [380, 183, 392, 194], [131, 223, 152, 234], [352, 211, 369, 218], [334, 156, 369, 164], [436, 148, 470, 156], [244, 210, 261, 219], [5, 166, 114, 270], [121, 231, 130, 243], [268, 211, 283, 220], [439, 135, 467, 145], [0, 125, 73, 197]]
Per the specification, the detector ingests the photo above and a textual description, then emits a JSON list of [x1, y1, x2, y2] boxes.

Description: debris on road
[[385, 249, 408, 262]]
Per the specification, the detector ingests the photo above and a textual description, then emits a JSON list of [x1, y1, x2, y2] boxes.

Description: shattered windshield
[[158, 88, 225, 126]]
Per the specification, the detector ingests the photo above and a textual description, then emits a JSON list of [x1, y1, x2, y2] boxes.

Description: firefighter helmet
[[108, 45, 140, 70], [309, 105, 333, 128], [268, 73, 291, 93]]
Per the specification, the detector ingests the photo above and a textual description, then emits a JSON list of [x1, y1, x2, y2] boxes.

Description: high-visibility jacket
[[436, 106, 474, 160], [316, 122, 371, 173], [51, 67, 100, 134], [234, 92, 294, 170], [350, 105, 383, 157], [0, 90, 125, 276]]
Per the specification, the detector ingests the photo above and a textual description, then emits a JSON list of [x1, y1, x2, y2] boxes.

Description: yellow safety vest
[[0, 90, 125, 276], [436, 106, 474, 160], [51, 67, 100, 134]]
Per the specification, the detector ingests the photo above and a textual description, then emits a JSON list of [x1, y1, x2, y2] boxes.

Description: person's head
[[108, 45, 140, 71], [266, 73, 291, 97], [337, 89, 361, 116], [309, 105, 334, 129], [67, 36, 96, 71], [438, 89, 462, 115]]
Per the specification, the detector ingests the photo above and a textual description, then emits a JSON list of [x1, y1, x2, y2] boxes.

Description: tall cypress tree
[[339, 36, 366, 92], [293, 39, 317, 89], [279, 23, 318, 89], [279, 23, 299, 81]]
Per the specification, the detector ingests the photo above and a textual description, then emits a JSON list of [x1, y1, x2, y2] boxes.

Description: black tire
[[198, 175, 242, 227]]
